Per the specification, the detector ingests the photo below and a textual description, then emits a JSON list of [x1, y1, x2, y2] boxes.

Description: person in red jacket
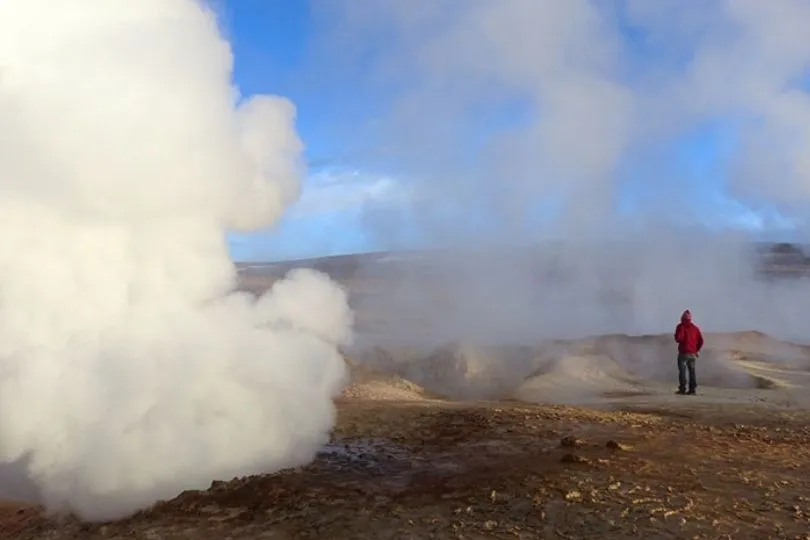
[[674, 309, 703, 395]]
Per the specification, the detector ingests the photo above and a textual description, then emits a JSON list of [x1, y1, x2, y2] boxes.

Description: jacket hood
[[681, 310, 693, 323]]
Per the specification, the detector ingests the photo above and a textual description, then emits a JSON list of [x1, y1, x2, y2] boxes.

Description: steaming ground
[[0, 0, 352, 523], [346, 330, 810, 409], [242, 252, 810, 411], [5, 0, 810, 534], [4, 253, 810, 538]]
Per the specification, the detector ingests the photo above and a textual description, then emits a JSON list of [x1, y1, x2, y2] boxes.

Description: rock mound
[[514, 354, 647, 404], [341, 360, 434, 401]]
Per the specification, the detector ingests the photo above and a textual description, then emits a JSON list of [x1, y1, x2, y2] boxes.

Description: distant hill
[[235, 242, 810, 281]]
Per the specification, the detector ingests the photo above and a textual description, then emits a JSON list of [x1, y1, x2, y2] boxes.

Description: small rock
[[484, 520, 498, 530], [565, 490, 582, 502], [606, 440, 630, 451], [561, 453, 590, 464], [561, 436, 585, 448]]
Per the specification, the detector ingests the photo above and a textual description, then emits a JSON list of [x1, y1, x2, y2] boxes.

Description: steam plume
[[0, 0, 351, 521], [312, 0, 810, 344]]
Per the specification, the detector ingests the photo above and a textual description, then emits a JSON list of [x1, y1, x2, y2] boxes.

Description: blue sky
[[224, 1, 396, 261], [221, 2, 800, 262]]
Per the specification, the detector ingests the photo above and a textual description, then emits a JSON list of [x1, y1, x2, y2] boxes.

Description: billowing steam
[[298, 1, 810, 404], [310, 0, 810, 343], [0, 0, 351, 522]]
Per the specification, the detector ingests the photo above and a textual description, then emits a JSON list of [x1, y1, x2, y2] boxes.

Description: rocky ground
[[2, 396, 810, 539]]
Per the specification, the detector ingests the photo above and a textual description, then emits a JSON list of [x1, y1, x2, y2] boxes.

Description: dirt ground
[[2, 397, 809, 540]]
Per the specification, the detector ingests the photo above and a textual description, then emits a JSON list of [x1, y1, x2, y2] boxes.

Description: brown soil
[[2, 399, 810, 539]]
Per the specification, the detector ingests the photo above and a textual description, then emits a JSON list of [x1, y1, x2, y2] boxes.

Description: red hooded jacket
[[674, 311, 704, 355]]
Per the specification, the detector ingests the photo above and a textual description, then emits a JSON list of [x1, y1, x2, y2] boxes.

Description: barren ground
[[4, 257, 810, 539], [3, 396, 810, 539]]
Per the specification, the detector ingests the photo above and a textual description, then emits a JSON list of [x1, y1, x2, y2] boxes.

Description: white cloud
[[314, 0, 810, 235], [287, 167, 410, 217]]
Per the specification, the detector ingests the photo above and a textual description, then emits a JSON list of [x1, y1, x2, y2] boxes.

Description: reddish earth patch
[[2, 400, 810, 539]]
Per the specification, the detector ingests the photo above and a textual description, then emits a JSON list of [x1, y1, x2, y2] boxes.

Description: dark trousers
[[677, 354, 697, 392]]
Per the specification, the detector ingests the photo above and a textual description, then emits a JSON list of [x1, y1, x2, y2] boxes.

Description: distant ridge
[[235, 242, 810, 280]]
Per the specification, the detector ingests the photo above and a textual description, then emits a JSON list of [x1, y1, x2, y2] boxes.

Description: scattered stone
[[5, 393, 809, 539], [561, 436, 585, 448], [561, 453, 590, 464], [564, 490, 582, 502], [606, 439, 631, 451]]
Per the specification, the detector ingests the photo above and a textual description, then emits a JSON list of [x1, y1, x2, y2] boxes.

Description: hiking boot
[[675, 389, 686, 395], [686, 389, 696, 395]]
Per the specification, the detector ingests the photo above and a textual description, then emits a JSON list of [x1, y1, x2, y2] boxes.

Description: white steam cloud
[[309, 0, 810, 344], [0, 0, 351, 522]]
